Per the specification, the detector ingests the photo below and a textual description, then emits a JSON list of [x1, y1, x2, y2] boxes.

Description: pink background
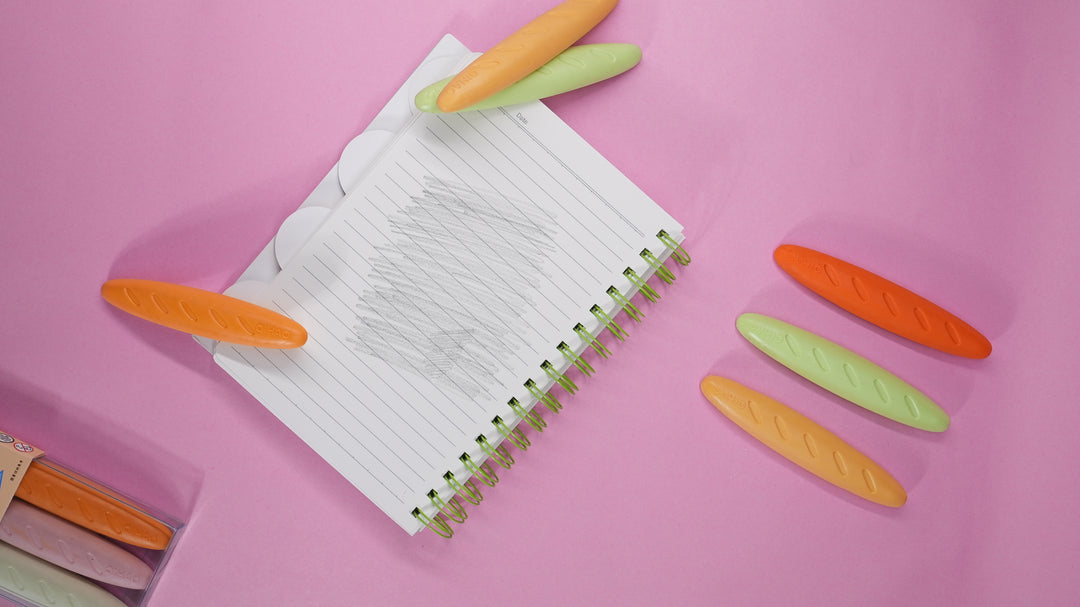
[[2, 1, 1078, 605]]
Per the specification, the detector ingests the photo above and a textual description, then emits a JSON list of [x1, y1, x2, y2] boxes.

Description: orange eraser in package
[[15, 458, 174, 550]]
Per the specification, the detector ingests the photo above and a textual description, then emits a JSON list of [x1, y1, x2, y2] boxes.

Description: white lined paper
[[215, 103, 683, 534]]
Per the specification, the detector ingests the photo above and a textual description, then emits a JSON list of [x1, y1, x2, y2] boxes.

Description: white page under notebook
[[215, 98, 683, 534]]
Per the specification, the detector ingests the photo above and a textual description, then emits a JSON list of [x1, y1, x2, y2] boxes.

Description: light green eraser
[[736, 313, 951, 432], [0, 541, 127, 607], [415, 43, 642, 113]]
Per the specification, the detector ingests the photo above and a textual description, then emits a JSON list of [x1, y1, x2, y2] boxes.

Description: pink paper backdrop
[[2, 1, 1078, 605]]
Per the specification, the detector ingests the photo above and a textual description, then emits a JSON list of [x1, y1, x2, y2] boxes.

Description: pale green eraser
[[415, 43, 642, 113], [736, 313, 950, 432], [0, 542, 127, 607]]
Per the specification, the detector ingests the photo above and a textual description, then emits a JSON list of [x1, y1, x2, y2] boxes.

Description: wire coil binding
[[412, 231, 690, 538]]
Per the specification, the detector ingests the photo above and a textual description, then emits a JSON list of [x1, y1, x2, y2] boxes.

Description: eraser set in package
[[0, 429, 185, 607]]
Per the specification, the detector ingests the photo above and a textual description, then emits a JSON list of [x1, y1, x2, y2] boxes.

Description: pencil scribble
[[348, 177, 558, 398]]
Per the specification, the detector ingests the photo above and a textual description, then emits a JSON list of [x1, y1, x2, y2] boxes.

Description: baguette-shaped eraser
[[0, 541, 126, 607], [774, 245, 991, 358], [16, 459, 174, 550], [736, 313, 950, 432], [0, 499, 154, 588], [102, 278, 307, 348], [417, 43, 641, 113], [701, 376, 906, 507], [436, 0, 620, 112]]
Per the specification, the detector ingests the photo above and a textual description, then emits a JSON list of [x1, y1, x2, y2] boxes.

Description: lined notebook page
[[214, 102, 683, 534]]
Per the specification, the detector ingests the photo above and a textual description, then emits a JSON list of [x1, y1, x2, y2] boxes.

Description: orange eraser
[[15, 460, 174, 550], [102, 278, 307, 349], [774, 245, 991, 358], [436, 0, 620, 112], [701, 375, 907, 507]]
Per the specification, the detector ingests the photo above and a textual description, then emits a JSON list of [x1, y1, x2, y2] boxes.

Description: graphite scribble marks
[[349, 177, 558, 398]]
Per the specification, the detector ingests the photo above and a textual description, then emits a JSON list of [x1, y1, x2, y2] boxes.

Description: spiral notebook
[[212, 39, 689, 537]]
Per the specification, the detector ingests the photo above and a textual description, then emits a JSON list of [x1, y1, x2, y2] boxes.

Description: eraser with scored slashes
[[774, 244, 991, 358]]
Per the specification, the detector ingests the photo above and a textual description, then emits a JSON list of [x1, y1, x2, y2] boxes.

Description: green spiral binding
[[444, 471, 483, 505], [606, 286, 643, 322], [412, 508, 454, 538], [558, 341, 594, 377], [418, 232, 692, 538], [477, 435, 515, 469], [526, 379, 562, 413], [624, 268, 659, 302], [574, 323, 610, 359], [657, 230, 691, 266], [493, 415, 531, 450], [591, 305, 627, 340], [640, 249, 676, 284], [508, 397, 546, 432], [428, 489, 467, 524], [542, 360, 577, 394], [461, 453, 498, 487]]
